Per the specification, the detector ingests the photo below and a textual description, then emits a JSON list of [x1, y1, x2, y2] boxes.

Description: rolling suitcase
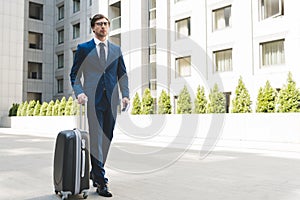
[[53, 101, 90, 200]]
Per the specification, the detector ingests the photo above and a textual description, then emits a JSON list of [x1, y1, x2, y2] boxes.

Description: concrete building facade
[[0, 0, 299, 118]]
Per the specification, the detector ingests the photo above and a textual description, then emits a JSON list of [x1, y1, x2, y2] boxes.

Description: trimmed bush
[[207, 84, 226, 113], [177, 85, 192, 114], [46, 100, 54, 116], [9, 103, 19, 117], [194, 86, 207, 114], [141, 88, 154, 114], [52, 99, 60, 116], [231, 77, 252, 113], [39, 102, 48, 116], [276, 72, 300, 112], [158, 90, 172, 114], [65, 96, 74, 116], [58, 97, 67, 116], [131, 93, 142, 115], [21, 101, 28, 116], [17, 102, 23, 116], [33, 101, 41, 116], [256, 81, 277, 113]]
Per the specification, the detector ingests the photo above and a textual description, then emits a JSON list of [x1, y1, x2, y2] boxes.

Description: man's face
[[93, 18, 110, 38]]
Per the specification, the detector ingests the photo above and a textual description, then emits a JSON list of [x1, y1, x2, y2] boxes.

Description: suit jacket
[[70, 39, 129, 108]]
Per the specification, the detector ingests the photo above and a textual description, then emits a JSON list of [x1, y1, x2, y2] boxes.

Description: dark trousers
[[91, 91, 116, 186]]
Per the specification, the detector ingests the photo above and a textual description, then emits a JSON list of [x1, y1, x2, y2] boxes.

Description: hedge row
[[131, 72, 300, 114], [12, 96, 79, 117]]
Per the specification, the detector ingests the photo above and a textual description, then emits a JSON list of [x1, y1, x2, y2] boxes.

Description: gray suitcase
[[53, 101, 90, 200]]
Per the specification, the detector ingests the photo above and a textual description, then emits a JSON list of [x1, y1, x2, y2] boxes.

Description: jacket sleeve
[[117, 48, 129, 99], [70, 44, 85, 97]]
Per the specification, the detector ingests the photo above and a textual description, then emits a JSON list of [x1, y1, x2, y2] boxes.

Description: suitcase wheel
[[83, 191, 88, 199]]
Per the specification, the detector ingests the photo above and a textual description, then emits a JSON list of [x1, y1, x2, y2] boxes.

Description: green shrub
[[9, 103, 19, 117], [65, 96, 74, 116], [39, 102, 48, 116], [52, 99, 60, 116], [58, 97, 67, 116], [276, 72, 300, 112], [177, 85, 192, 114], [207, 84, 226, 113], [46, 100, 54, 116], [256, 81, 277, 113], [141, 88, 154, 114], [33, 101, 41, 116], [194, 86, 207, 114], [231, 77, 252, 113], [158, 90, 172, 114], [17, 102, 23, 116], [21, 101, 28, 116], [131, 93, 141, 115]]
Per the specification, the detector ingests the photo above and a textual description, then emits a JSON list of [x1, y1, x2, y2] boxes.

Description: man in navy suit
[[70, 14, 130, 197]]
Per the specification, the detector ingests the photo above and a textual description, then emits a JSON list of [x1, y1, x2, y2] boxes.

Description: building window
[[212, 5, 231, 31], [28, 62, 42, 79], [27, 92, 42, 102], [28, 32, 43, 50], [73, 0, 80, 13], [58, 5, 64, 20], [89, 0, 92, 6], [29, 2, 43, 20], [175, 17, 191, 40], [58, 29, 64, 44], [73, 50, 77, 61], [73, 23, 80, 39], [214, 48, 232, 72], [260, 0, 284, 20], [58, 54, 64, 69], [149, 0, 156, 20], [149, 44, 156, 55], [57, 78, 64, 93], [260, 39, 285, 67], [175, 56, 191, 77]]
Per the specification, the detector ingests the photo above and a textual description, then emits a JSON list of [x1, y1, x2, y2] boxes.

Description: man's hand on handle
[[78, 93, 88, 105]]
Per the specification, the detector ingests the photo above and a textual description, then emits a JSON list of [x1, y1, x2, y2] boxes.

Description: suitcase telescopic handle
[[79, 97, 88, 131]]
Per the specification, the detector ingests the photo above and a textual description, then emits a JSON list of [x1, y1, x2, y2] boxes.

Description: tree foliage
[[33, 101, 41, 116], [207, 84, 226, 113], [276, 72, 300, 112], [177, 85, 192, 114], [231, 77, 252, 113], [158, 90, 172, 114], [256, 81, 277, 113], [194, 86, 207, 114], [141, 88, 154, 114], [39, 102, 48, 116], [131, 93, 141, 115]]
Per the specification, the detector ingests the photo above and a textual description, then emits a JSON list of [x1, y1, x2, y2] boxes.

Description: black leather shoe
[[89, 172, 97, 187], [96, 184, 112, 197]]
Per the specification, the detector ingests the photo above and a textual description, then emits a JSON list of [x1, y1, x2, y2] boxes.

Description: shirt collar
[[94, 37, 108, 46]]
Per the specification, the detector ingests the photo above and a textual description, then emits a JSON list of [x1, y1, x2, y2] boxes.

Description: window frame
[[212, 5, 232, 31], [175, 17, 191, 40], [28, 31, 43, 50], [58, 29, 64, 44], [260, 0, 284, 20], [175, 56, 192, 78], [29, 2, 43, 20], [73, 23, 80, 39], [28, 62, 43, 80], [260, 39, 285, 68], [73, 0, 80, 13], [213, 48, 233, 72], [58, 5, 64, 20]]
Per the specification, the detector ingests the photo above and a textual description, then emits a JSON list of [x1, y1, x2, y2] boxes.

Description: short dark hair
[[90, 14, 110, 28]]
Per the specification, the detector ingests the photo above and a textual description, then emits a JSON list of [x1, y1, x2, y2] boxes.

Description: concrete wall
[[5, 113, 300, 153]]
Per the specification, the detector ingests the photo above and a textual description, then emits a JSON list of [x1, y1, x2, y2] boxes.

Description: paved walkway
[[1, 130, 300, 200]]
